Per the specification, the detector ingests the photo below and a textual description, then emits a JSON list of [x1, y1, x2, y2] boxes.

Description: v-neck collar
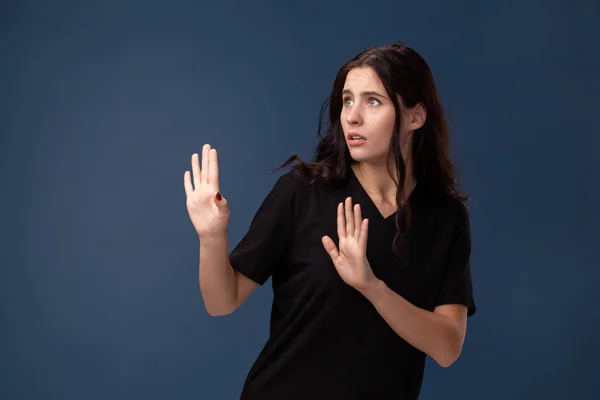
[[348, 166, 418, 222]]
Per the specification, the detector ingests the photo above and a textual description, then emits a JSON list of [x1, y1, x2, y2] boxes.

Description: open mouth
[[348, 133, 366, 141], [347, 133, 367, 146]]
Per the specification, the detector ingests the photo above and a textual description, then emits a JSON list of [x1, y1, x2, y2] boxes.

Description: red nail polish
[[215, 192, 222, 201]]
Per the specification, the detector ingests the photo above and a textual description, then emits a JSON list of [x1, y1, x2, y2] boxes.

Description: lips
[[347, 132, 366, 140], [347, 132, 367, 147]]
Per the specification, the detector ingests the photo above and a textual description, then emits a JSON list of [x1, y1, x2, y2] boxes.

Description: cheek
[[340, 108, 347, 124], [340, 119, 352, 136], [340, 110, 348, 126], [384, 111, 397, 131], [372, 112, 396, 140]]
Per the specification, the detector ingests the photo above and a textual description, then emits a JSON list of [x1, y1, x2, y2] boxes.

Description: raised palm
[[322, 197, 376, 291], [184, 144, 230, 237]]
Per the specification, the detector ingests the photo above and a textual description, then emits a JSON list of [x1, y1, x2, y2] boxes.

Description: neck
[[351, 160, 416, 204]]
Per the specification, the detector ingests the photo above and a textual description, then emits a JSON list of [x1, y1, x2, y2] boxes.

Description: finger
[[214, 191, 228, 212], [358, 218, 369, 250], [354, 203, 362, 238], [208, 148, 219, 191], [184, 170, 193, 196], [322, 236, 340, 260], [201, 144, 210, 184], [345, 197, 354, 235], [191, 153, 201, 188], [337, 202, 346, 238]]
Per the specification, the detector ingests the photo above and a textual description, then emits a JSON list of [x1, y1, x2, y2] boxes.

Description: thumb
[[321, 236, 339, 260], [214, 191, 228, 208]]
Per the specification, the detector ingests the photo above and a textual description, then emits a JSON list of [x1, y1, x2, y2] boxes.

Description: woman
[[184, 43, 476, 399]]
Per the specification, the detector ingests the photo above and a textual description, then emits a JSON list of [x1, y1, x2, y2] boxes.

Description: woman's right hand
[[184, 144, 230, 238]]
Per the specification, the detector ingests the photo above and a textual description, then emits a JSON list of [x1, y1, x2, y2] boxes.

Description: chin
[[349, 152, 374, 164], [348, 148, 385, 165], [347, 148, 365, 160]]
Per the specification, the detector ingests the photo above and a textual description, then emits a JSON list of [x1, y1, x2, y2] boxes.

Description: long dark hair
[[275, 42, 468, 255]]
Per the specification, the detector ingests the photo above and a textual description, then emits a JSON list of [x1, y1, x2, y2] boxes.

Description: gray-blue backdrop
[[2, 0, 598, 399]]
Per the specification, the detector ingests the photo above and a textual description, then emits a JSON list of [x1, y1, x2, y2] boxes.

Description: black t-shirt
[[229, 168, 476, 400]]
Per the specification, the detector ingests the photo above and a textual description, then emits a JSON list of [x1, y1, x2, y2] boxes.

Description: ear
[[409, 103, 426, 130]]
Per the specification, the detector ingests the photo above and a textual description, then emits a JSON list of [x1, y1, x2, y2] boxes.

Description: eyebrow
[[342, 89, 388, 99]]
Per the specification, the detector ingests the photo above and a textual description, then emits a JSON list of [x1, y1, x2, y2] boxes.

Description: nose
[[345, 104, 363, 126]]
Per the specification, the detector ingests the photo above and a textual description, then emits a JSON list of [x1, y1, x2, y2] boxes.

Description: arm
[[199, 172, 300, 316], [322, 197, 473, 368], [360, 281, 467, 367], [184, 145, 261, 317], [199, 233, 258, 316]]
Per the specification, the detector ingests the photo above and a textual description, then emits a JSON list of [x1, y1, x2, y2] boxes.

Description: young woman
[[184, 42, 476, 399]]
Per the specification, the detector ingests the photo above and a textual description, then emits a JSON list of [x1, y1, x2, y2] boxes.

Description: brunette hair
[[276, 42, 468, 255]]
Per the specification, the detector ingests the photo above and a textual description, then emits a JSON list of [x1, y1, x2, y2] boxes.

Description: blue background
[[2, 0, 599, 398]]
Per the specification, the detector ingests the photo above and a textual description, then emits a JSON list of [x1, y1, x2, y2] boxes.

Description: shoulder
[[442, 193, 469, 223], [275, 168, 311, 186], [263, 168, 318, 216], [439, 193, 471, 241], [423, 189, 470, 235], [271, 168, 314, 197]]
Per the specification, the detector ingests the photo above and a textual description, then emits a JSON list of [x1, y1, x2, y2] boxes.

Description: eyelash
[[343, 97, 381, 106]]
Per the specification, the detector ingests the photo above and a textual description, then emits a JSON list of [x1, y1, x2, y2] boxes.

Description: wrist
[[199, 232, 228, 247], [358, 277, 386, 300]]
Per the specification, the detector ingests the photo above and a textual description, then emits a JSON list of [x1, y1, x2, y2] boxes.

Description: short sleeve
[[435, 207, 476, 317], [229, 172, 300, 286]]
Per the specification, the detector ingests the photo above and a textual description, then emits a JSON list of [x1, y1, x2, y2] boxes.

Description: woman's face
[[340, 66, 424, 168]]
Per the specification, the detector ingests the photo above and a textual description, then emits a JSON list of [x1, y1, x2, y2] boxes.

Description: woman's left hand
[[322, 197, 378, 292]]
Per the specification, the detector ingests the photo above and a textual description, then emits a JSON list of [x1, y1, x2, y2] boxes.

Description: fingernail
[[215, 192, 222, 201]]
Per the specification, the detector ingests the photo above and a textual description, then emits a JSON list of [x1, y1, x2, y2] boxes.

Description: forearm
[[360, 279, 463, 367], [198, 233, 237, 316]]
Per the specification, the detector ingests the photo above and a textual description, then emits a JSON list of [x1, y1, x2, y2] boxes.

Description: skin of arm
[[322, 197, 469, 367], [199, 233, 258, 316], [360, 280, 468, 367]]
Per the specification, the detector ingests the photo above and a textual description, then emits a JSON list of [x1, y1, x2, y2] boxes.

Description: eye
[[343, 97, 354, 106], [368, 97, 381, 106]]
